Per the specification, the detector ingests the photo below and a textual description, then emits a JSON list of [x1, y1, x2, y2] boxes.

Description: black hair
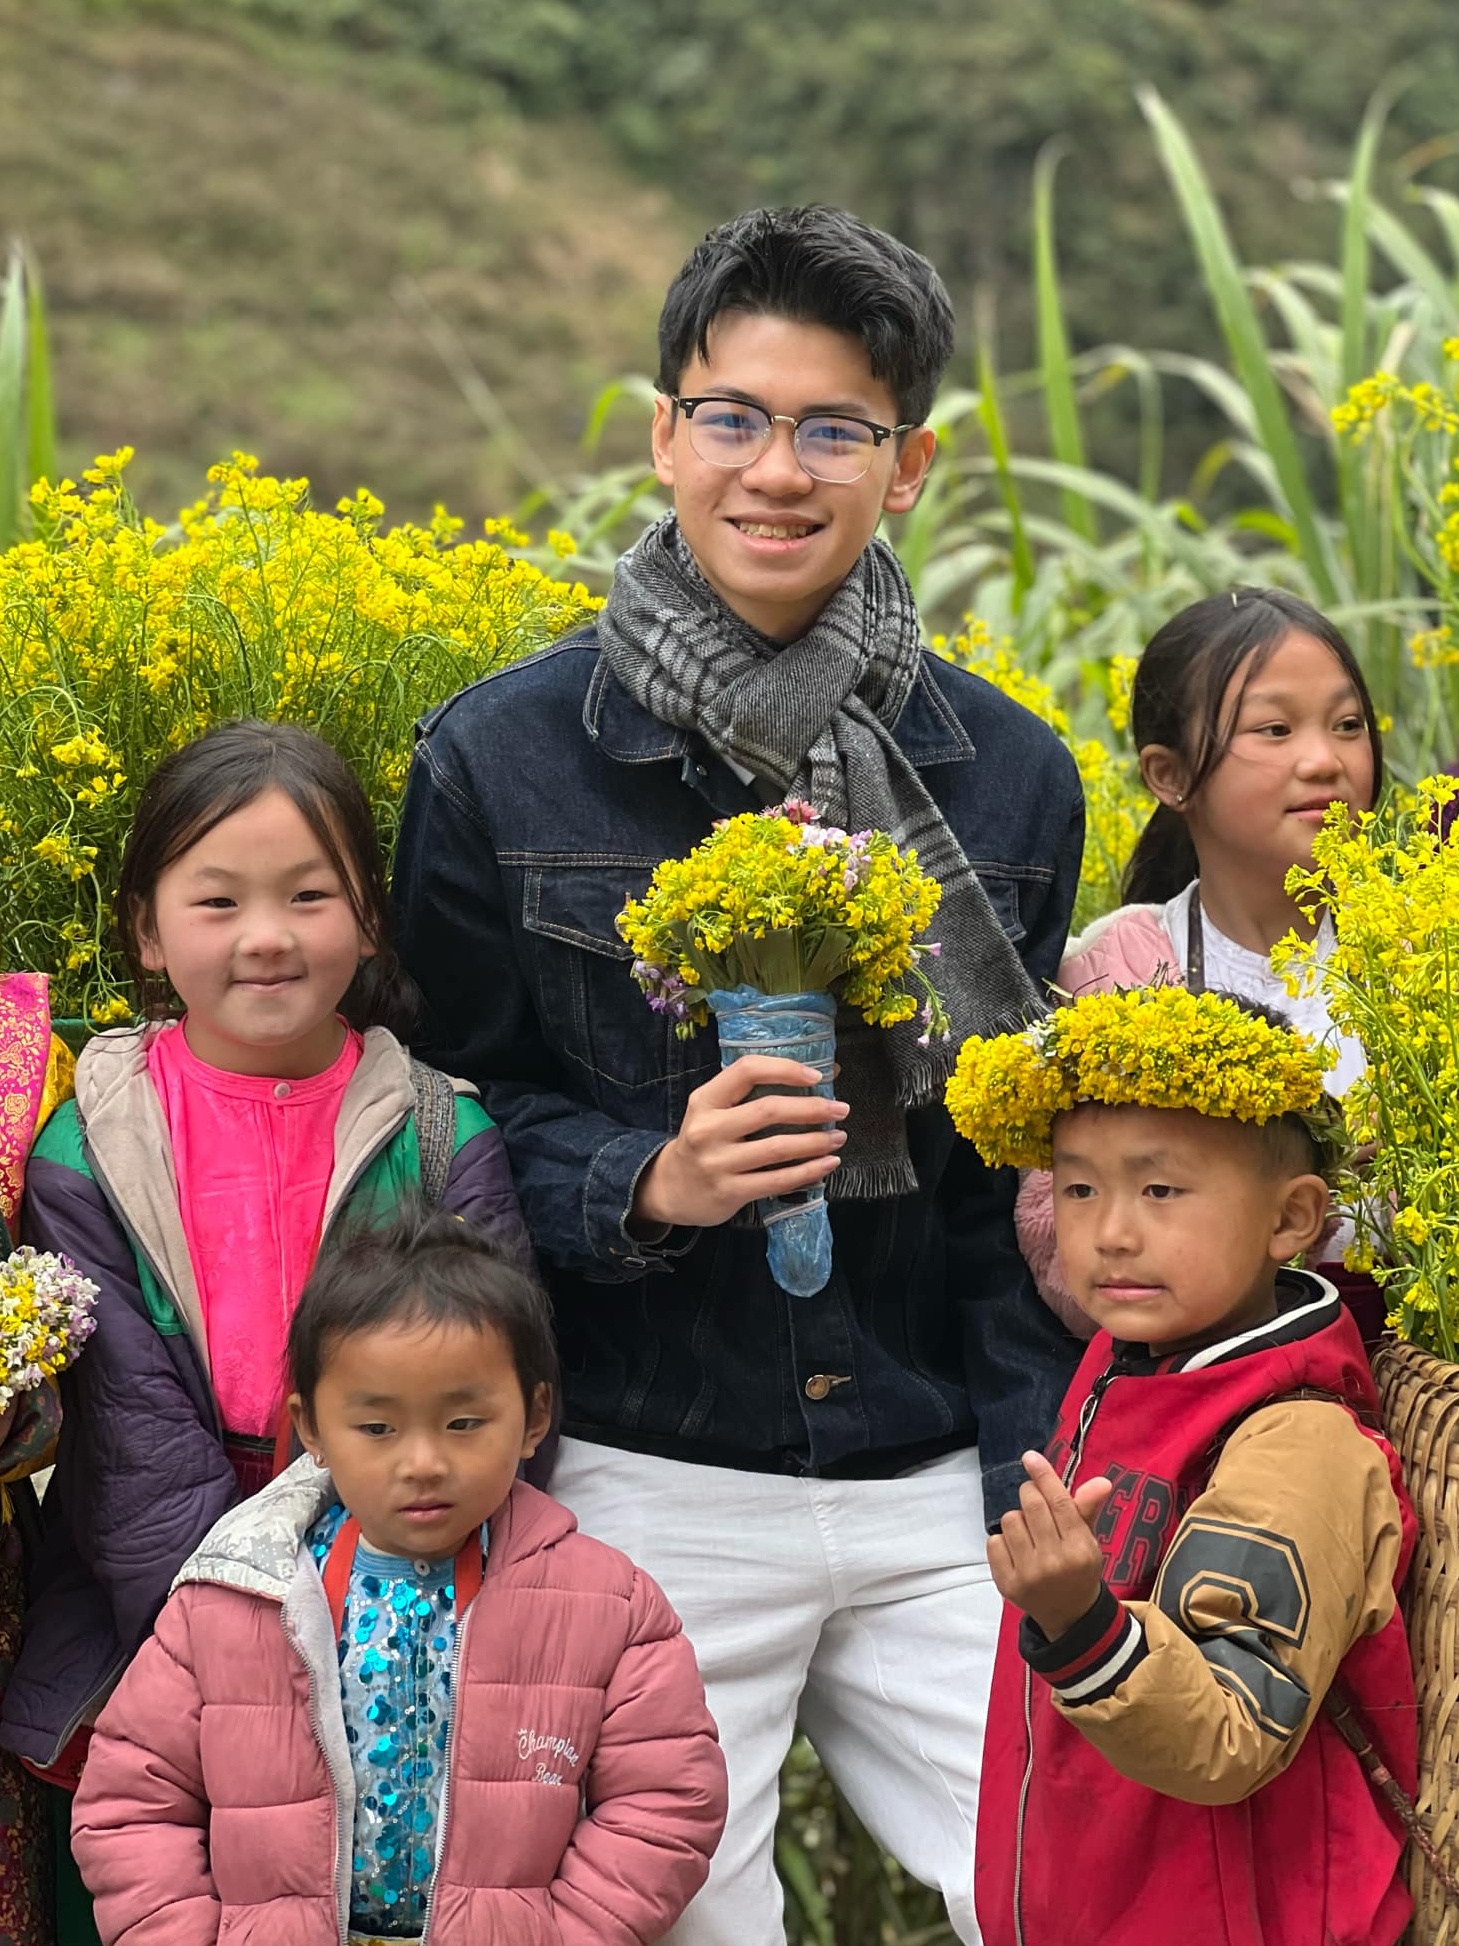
[[657, 205, 956, 427], [116, 718, 419, 1038], [288, 1203, 558, 1418], [1122, 588, 1384, 905]]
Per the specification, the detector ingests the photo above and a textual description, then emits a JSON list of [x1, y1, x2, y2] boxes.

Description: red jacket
[[975, 1271, 1417, 1946]]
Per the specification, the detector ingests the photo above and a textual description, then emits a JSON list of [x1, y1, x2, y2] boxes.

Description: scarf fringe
[[829, 1158, 921, 1200]]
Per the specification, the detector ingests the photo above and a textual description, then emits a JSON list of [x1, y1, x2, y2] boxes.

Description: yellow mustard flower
[[617, 803, 948, 1040], [945, 985, 1336, 1173], [1276, 785, 1459, 1358], [0, 447, 601, 1019]]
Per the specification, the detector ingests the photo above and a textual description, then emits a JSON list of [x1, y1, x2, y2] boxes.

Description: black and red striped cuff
[[1019, 1583, 1147, 1706]]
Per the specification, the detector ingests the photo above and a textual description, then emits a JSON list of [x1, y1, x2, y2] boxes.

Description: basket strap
[[1206, 1389, 1457, 1906], [1324, 1685, 1459, 1909], [1201, 1385, 1379, 1476]]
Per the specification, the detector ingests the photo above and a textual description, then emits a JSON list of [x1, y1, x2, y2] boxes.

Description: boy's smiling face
[[1051, 1104, 1330, 1356], [652, 310, 935, 642]]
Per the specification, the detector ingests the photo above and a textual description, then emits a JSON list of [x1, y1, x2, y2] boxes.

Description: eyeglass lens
[[685, 402, 879, 481]]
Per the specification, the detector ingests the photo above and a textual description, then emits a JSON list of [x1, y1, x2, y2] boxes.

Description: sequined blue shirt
[[307, 1503, 487, 1939]]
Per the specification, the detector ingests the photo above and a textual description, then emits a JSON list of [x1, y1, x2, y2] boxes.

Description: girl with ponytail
[[1016, 587, 1383, 1332]]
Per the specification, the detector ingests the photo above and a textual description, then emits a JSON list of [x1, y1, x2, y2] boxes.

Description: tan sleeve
[[1032, 1400, 1403, 1806]]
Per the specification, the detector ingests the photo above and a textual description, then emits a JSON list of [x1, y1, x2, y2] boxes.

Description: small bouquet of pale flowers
[[0, 1245, 99, 1414]]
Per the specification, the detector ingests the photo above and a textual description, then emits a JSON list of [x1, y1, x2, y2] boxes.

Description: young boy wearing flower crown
[[395, 204, 1084, 1943], [949, 987, 1417, 1946]]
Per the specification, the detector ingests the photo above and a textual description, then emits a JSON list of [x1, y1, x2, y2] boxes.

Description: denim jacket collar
[[582, 648, 977, 772]]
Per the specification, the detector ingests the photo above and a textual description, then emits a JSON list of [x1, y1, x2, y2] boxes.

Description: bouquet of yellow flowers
[[617, 798, 948, 1040], [1277, 781, 1459, 1358], [617, 801, 947, 1296]]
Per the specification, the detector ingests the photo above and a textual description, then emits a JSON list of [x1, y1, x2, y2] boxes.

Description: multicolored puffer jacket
[[0, 1021, 530, 1776]]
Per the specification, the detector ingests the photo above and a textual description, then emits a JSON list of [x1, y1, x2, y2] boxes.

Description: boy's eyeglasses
[[666, 394, 916, 483]]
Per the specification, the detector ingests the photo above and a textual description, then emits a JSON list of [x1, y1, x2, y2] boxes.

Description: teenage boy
[[394, 204, 1084, 1944], [954, 988, 1416, 1946]]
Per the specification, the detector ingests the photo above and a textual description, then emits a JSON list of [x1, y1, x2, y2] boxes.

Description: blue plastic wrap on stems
[[707, 984, 836, 1297]]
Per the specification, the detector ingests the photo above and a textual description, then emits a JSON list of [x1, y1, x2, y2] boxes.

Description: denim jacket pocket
[[970, 867, 1030, 947], [521, 861, 718, 1107]]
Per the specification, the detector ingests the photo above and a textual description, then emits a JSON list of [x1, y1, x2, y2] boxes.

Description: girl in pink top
[[1016, 589, 1384, 1334], [7, 722, 531, 1804]]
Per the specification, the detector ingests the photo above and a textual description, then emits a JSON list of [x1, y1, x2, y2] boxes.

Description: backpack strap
[[410, 1059, 458, 1208], [1202, 1384, 1379, 1476], [1205, 1386, 1456, 1903]]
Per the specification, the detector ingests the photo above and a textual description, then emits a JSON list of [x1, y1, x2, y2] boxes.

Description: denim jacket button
[[804, 1373, 851, 1402]]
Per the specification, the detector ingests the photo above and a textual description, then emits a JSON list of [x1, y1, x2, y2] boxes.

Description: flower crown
[[944, 985, 1345, 1173]]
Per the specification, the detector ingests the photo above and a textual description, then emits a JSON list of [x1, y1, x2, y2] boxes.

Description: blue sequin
[[307, 1503, 488, 1937]]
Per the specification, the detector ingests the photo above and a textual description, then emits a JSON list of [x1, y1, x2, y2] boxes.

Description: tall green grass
[[531, 89, 1458, 773], [0, 242, 56, 550]]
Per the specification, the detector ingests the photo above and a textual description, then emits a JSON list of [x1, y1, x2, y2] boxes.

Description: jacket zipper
[[1012, 1667, 1035, 1946], [43, 1648, 127, 1770], [420, 1593, 476, 1945], [282, 1601, 351, 1946], [1013, 1361, 1124, 1946]]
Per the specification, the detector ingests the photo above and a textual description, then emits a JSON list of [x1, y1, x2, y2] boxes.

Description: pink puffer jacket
[[72, 1461, 727, 1946]]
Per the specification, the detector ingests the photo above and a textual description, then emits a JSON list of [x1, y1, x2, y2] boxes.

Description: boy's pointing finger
[[1020, 1450, 1088, 1536]]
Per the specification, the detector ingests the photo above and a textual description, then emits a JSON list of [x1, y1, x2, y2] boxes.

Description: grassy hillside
[[0, 0, 690, 520]]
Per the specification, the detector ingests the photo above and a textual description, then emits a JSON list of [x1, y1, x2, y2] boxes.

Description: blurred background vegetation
[[4, 0, 1458, 519], [6, 2, 1459, 1937]]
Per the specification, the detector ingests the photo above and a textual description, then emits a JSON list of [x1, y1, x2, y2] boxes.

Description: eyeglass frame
[[663, 393, 919, 482]]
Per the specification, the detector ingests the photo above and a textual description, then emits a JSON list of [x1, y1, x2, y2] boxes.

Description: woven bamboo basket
[[1375, 1338, 1459, 1945]]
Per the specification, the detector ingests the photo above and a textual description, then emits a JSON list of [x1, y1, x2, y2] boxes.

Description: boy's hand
[[632, 1057, 849, 1229], [988, 1451, 1114, 1641]]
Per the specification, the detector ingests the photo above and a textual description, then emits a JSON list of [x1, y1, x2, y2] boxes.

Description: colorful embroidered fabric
[[0, 974, 64, 1236], [0, 977, 70, 1946], [309, 1503, 486, 1938]]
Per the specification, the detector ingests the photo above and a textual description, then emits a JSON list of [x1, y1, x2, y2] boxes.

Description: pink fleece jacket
[[71, 1465, 727, 1946]]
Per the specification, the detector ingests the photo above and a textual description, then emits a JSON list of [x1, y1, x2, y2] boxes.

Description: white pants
[[551, 1437, 998, 1946]]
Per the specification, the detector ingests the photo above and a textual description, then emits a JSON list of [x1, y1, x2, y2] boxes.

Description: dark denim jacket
[[394, 625, 1085, 1525]]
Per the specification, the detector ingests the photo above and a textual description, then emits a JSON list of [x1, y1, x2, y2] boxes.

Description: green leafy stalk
[[974, 307, 1036, 608], [0, 246, 26, 551], [1138, 86, 1340, 605], [1033, 142, 1096, 543], [23, 248, 56, 494]]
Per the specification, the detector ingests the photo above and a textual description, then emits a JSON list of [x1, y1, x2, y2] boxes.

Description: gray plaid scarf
[[598, 515, 1042, 1198]]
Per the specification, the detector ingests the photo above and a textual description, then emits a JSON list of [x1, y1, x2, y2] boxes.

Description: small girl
[[71, 1206, 727, 1946], [1017, 587, 1383, 1332], [1, 721, 532, 1802]]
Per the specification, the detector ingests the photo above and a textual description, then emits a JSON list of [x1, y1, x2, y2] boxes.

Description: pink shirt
[[147, 1021, 362, 1437]]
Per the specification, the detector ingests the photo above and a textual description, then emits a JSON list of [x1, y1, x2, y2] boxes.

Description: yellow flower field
[[0, 450, 599, 1018]]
